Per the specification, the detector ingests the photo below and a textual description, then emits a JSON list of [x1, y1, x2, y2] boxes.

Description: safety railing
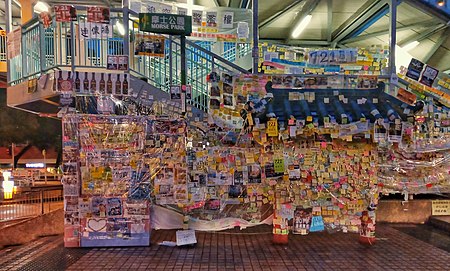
[[0, 186, 64, 222]]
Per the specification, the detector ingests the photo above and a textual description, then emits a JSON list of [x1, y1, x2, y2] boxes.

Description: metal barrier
[[0, 186, 64, 222]]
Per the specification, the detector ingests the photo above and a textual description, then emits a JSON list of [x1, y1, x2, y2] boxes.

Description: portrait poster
[[134, 34, 165, 58], [87, 6, 110, 24], [405, 58, 424, 81], [54, 5, 77, 22], [419, 65, 439, 87]]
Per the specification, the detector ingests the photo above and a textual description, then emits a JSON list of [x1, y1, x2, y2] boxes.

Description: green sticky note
[[274, 157, 285, 173]]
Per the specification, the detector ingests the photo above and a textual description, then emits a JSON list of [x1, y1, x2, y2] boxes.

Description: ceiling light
[[438, 0, 445, 7], [116, 20, 125, 36], [34, 1, 50, 14], [401, 41, 420, 51], [291, 15, 312, 38]]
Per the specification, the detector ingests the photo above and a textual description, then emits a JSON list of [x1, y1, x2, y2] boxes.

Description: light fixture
[[34, 1, 50, 14], [438, 0, 445, 7], [402, 41, 420, 51], [291, 15, 312, 38], [116, 20, 125, 36], [2, 171, 14, 199]]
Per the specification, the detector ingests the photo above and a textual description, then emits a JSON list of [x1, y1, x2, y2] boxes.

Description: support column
[[180, 35, 187, 115], [5, 0, 12, 80], [123, 0, 130, 72], [19, 0, 34, 24], [252, 0, 259, 74], [388, 0, 397, 84]]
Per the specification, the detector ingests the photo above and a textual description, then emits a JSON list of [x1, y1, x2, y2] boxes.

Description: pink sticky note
[[321, 142, 327, 148]]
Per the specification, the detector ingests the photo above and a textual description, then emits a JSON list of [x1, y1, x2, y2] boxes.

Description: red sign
[[87, 7, 110, 24], [39, 12, 52, 28], [54, 5, 77, 22]]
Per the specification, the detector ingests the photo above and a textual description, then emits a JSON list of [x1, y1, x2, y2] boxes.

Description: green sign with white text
[[139, 13, 192, 36]]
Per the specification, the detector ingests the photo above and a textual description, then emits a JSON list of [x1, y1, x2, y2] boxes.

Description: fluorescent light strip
[[291, 14, 312, 38], [402, 41, 420, 51]]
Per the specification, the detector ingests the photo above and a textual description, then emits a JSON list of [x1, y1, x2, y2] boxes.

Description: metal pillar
[[252, 0, 259, 74], [388, 0, 397, 78], [181, 35, 187, 115], [123, 0, 130, 72]]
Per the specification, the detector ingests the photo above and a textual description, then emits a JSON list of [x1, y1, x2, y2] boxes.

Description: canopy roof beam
[[259, 0, 305, 30], [331, 0, 387, 47]]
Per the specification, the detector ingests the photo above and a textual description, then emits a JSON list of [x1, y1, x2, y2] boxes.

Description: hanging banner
[[192, 10, 203, 26], [405, 58, 424, 81], [107, 55, 129, 71], [419, 65, 439, 87], [237, 22, 249, 39], [7, 27, 21, 59], [159, 3, 172, 14], [222, 12, 234, 29], [39, 12, 52, 29], [54, 5, 77, 22], [178, 7, 188, 16], [139, 13, 192, 36], [87, 7, 110, 24], [205, 11, 218, 27], [133, 34, 165, 57], [170, 85, 181, 100], [308, 49, 357, 65], [145, 2, 159, 13], [79, 23, 113, 39], [55, 70, 129, 95]]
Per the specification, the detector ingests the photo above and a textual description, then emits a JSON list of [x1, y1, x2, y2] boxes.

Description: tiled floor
[[0, 224, 449, 271]]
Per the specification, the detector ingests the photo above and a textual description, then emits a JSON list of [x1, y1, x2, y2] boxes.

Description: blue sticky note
[[310, 216, 325, 232]]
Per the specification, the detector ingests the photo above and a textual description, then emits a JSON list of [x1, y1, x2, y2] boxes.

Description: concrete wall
[[376, 200, 432, 224], [0, 208, 64, 248]]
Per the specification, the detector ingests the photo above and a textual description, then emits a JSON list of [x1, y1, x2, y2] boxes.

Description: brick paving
[[0, 224, 449, 271]]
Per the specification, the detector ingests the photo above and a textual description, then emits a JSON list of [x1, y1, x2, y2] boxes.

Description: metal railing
[[0, 186, 63, 222]]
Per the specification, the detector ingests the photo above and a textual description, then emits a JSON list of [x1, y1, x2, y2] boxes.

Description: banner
[[222, 12, 234, 29], [107, 55, 129, 71], [205, 11, 218, 27], [7, 27, 21, 59], [419, 65, 439, 87], [79, 23, 113, 39], [134, 34, 165, 57], [54, 5, 77, 22], [87, 7, 110, 24], [405, 58, 424, 81], [39, 12, 52, 29], [192, 10, 203, 26]]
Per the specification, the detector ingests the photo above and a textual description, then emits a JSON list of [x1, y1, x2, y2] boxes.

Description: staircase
[[7, 10, 253, 114]]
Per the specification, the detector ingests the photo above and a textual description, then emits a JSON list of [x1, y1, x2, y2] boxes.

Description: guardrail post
[[40, 190, 44, 215], [21, 28, 26, 79], [39, 23, 46, 73]]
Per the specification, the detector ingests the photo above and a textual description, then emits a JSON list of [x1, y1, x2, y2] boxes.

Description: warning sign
[[432, 200, 450, 216]]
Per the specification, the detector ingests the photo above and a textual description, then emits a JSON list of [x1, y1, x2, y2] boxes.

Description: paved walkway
[[0, 224, 448, 271]]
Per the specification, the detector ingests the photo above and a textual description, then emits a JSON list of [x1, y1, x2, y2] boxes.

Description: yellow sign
[[266, 119, 278, 137], [432, 200, 450, 216]]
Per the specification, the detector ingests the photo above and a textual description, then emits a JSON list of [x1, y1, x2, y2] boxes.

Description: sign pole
[[181, 35, 187, 116], [252, 0, 259, 74]]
